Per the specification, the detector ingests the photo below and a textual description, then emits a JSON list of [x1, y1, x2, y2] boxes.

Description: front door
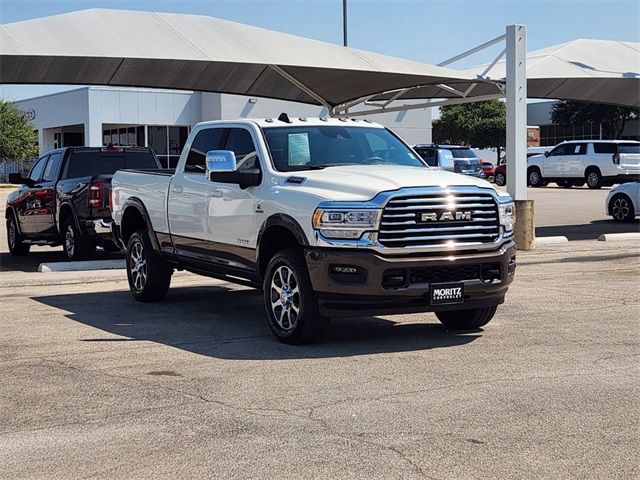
[[543, 144, 570, 177], [208, 127, 261, 250], [9, 155, 48, 235], [167, 127, 227, 260]]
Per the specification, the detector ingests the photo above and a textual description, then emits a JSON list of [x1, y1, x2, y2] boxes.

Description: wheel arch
[[120, 198, 161, 251], [57, 202, 79, 235], [256, 214, 309, 276]]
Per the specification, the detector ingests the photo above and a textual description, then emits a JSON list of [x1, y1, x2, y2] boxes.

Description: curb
[[535, 236, 569, 245], [38, 259, 126, 272], [598, 232, 640, 242]]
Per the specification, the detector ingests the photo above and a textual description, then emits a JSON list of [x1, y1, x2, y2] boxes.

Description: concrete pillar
[[514, 200, 535, 250], [506, 24, 534, 250]]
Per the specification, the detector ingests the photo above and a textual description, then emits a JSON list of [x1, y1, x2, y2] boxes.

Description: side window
[[42, 152, 63, 182], [225, 128, 260, 172], [548, 145, 568, 156], [593, 143, 618, 154], [421, 149, 437, 166], [575, 143, 587, 155], [184, 128, 226, 174], [29, 156, 48, 182]]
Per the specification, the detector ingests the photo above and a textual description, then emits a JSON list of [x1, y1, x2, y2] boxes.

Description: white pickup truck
[[112, 116, 517, 344]]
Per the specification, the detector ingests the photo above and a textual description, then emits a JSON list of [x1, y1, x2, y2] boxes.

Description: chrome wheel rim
[[529, 171, 540, 185], [270, 265, 300, 331], [612, 197, 630, 220], [65, 224, 75, 258], [129, 240, 147, 291], [587, 172, 599, 187], [496, 173, 505, 185]]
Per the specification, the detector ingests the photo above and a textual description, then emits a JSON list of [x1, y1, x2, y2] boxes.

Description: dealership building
[[15, 86, 432, 168]]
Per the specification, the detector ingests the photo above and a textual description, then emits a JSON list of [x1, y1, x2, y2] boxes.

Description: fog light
[[508, 257, 516, 276], [331, 265, 358, 274], [329, 265, 367, 284]]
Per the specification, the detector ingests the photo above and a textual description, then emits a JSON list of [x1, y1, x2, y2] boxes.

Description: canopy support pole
[[268, 65, 333, 111], [506, 24, 534, 250]]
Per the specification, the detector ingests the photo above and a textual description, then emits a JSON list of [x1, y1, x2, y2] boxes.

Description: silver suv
[[414, 145, 484, 177]]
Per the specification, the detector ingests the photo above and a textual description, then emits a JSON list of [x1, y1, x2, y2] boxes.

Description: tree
[[551, 100, 639, 139], [0, 99, 38, 163], [433, 100, 506, 161]]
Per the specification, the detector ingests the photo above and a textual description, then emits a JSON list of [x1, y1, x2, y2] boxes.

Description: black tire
[[609, 194, 636, 222], [6, 213, 30, 256], [263, 247, 328, 344], [585, 168, 603, 189], [557, 180, 573, 188], [494, 172, 506, 186], [61, 216, 96, 261], [436, 306, 498, 330], [527, 167, 544, 188], [126, 230, 172, 302]]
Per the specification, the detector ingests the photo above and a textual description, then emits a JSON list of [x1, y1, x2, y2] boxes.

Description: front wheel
[[494, 172, 506, 186], [263, 248, 328, 344], [436, 306, 497, 330], [126, 230, 172, 302], [610, 194, 636, 222], [528, 167, 544, 188], [6, 214, 30, 256]]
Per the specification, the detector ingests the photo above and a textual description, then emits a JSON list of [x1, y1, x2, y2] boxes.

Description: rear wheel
[[436, 306, 498, 330], [126, 230, 172, 302], [494, 172, 506, 186], [6, 214, 30, 256], [528, 167, 544, 188], [263, 248, 328, 344], [610, 194, 635, 222], [586, 168, 603, 189], [62, 217, 96, 261]]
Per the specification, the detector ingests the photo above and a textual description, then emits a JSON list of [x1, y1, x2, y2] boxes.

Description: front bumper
[[305, 241, 516, 317]]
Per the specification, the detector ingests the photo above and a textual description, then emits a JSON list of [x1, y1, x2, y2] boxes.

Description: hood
[[282, 164, 498, 202]]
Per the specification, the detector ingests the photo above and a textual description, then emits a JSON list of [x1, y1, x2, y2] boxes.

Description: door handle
[[210, 190, 223, 198], [171, 186, 183, 194]]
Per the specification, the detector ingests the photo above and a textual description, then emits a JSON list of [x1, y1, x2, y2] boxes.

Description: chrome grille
[[378, 191, 500, 248]]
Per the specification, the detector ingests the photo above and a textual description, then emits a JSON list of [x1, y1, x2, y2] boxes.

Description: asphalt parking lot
[[1, 185, 639, 479]]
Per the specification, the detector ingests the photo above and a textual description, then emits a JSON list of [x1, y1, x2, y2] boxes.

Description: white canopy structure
[[470, 39, 640, 108], [0, 8, 502, 112]]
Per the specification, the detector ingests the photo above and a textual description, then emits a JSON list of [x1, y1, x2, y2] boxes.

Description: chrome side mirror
[[205, 150, 237, 181]]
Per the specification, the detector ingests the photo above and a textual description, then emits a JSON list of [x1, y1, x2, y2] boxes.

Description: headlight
[[312, 208, 381, 239], [498, 202, 515, 233]]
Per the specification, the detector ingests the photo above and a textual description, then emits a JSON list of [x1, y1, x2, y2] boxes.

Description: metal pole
[[506, 24, 527, 201], [343, 0, 348, 47]]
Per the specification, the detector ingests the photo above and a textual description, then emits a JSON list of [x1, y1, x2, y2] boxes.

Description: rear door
[[33, 151, 64, 234], [564, 142, 587, 177], [167, 126, 227, 258], [616, 143, 640, 173]]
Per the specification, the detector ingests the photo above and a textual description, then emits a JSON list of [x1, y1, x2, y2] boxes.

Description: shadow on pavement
[[32, 285, 480, 360], [536, 219, 640, 240], [0, 249, 123, 272]]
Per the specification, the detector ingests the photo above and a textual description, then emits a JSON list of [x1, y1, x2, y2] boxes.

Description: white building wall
[[16, 86, 432, 154]]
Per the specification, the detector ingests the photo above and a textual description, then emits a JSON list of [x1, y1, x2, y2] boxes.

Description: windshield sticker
[[288, 133, 311, 165]]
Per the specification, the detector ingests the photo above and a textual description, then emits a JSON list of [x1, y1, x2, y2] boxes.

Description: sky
[[0, 0, 639, 100]]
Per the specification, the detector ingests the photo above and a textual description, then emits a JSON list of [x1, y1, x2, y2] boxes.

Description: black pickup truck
[[6, 146, 160, 260]]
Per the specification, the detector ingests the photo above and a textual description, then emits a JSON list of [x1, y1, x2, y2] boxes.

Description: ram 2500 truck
[[111, 117, 516, 344]]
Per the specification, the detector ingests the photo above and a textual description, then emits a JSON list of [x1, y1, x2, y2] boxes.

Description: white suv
[[527, 140, 640, 189]]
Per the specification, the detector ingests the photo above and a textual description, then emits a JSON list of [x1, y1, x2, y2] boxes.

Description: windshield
[[618, 144, 640, 154], [262, 126, 424, 172], [447, 148, 477, 159]]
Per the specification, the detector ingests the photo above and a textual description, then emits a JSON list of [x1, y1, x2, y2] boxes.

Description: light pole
[[343, 0, 348, 47]]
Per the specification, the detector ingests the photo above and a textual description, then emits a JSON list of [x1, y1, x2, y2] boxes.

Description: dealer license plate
[[430, 283, 465, 305]]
